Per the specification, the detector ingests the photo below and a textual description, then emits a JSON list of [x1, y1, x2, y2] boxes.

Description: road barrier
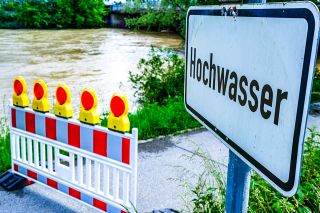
[[7, 76, 138, 213]]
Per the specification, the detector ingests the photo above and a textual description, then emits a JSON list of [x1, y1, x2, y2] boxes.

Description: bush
[[102, 47, 200, 140], [129, 47, 184, 106], [125, 10, 178, 32]]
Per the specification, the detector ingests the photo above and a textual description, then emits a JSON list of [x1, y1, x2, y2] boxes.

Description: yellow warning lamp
[[12, 76, 29, 107], [32, 80, 50, 112], [107, 93, 130, 132], [79, 88, 100, 125], [54, 84, 73, 118]]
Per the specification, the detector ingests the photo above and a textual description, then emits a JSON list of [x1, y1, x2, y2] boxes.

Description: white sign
[[185, 2, 319, 197]]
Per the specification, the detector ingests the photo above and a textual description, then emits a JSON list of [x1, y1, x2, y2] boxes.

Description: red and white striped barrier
[[9, 103, 138, 212]]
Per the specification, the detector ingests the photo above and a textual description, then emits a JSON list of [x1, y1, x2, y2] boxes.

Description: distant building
[[103, 0, 161, 6], [103, 0, 128, 6]]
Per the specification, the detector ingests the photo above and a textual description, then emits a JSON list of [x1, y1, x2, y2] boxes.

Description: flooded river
[[0, 29, 182, 116]]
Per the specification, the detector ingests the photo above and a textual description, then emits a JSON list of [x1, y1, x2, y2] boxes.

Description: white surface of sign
[[185, 2, 319, 196]]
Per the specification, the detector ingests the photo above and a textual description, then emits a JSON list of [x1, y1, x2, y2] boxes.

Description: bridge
[[104, 0, 162, 13], [105, 0, 162, 28]]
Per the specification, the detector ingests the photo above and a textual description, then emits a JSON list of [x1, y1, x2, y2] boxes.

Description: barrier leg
[[225, 150, 251, 213]]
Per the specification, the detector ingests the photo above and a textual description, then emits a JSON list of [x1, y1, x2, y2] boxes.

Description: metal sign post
[[225, 151, 251, 213]]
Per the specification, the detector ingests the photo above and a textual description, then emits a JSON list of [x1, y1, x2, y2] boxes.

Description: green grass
[[101, 97, 201, 140], [0, 131, 11, 173]]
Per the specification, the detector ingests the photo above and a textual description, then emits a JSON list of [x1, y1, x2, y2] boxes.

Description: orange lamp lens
[[34, 83, 44, 100], [14, 80, 23, 96], [56, 87, 67, 105], [110, 96, 125, 117], [81, 91, 94, 110]]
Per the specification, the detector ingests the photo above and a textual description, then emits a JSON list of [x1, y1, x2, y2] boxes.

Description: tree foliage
[[0, 0, 107, 28], [125, 0, 219, 38]]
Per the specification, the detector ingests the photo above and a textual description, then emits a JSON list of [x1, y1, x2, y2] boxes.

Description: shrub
[[129, 47, 184, 106], [125, 10, 178, 32]]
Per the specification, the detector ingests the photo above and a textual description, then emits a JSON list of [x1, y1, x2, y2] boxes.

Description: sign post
[[185, 2, 320, 212], [225, 151, 251, 213]]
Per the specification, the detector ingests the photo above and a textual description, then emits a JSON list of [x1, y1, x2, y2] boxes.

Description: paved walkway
[[0, 114, 319, 212]]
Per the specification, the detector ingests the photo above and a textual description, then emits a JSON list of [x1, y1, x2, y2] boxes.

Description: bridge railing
[[110, 1, 162, 12]]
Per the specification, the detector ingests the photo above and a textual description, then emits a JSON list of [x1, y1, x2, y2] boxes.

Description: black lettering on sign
[[197, 58, 202, 82], [274, 89, 288, 125], [188, 47, 289, 126], [190, 47, 196, 78], [260, 84, 273, 120], [238, 76, 248, 106], [249, 80, 259, 112], [203, 61, 209, 85], [210, 53, 216, 89], [217, 67, 229, 95], [229, 71, 238, 102]]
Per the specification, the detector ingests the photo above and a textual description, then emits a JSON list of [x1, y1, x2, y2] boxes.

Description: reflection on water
[[0, 29, 182, 116]]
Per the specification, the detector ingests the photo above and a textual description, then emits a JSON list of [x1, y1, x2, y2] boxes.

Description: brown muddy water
[[0, 29, 182, 116]]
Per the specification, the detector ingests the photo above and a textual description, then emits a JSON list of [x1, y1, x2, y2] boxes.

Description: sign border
[[185, 5, 318, 195]]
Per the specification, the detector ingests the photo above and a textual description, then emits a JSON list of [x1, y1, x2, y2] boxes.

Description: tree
[[75, 0, 107, 28]]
